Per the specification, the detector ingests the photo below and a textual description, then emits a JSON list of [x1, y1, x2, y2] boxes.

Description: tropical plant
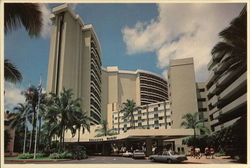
[[9, 103, 30, 153], [4, 130, 12, 153], [211, 5, 246, 71], [95, 120, 116, 137], [181, 112, 210, 146], [120, 99, 140, 129], [74, 111, 91, 143], [4, 3, 43, 84], [4, 59, 23, 84]]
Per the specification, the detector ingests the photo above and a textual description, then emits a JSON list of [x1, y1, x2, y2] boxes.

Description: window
[[124, 124, 127, 128], [124, 119, 127, 122], [199, 88, 205, 92], [154, 107, 158, 111], [138, 110, 141, 114], [138, 123, 142, 127], [115, 117, 117, 120], [154, 120, 159, 125], [198, 98, 206, 102], [158, 104, 161, 107], [155, 127, 159, 129], [112, 103, 114, 111], [199, 108, 207, 112], [154, 114, 158, 118], [138, 116, 142, 121], [159, 117, 163, 120]]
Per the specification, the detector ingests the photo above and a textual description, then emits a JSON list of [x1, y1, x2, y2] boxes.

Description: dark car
[[149, 151, 187, 163]]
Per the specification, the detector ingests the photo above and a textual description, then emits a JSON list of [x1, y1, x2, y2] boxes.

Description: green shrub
[[35, 153, 45, 158], [72, 146, 88, 160], [59, 151, 73, 159], [49, 153, 60, 159], [18, 153, 33, 159]]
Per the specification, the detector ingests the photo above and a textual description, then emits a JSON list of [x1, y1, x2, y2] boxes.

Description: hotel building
[[206, 53, 247, 132], [101, 66, 168, 129], [46, 4, 102, 124]]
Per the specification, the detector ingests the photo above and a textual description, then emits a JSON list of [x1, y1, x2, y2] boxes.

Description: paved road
[[5, 156, 241, 164]]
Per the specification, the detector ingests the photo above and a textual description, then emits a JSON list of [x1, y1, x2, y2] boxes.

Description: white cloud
[[4, 82, 25, 111], [122, 3, 244, 81], [40, 4, 52, 39]]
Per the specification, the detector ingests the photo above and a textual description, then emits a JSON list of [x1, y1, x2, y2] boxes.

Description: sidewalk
[[183, 156, 241, 164]]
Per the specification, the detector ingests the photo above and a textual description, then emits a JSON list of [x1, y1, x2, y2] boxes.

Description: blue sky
[[4, 3, 245, 111]]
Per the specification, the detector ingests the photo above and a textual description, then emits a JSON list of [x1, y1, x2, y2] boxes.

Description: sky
[[4, 3, 245, 111]]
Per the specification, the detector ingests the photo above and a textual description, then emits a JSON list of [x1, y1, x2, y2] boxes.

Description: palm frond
[[4, 59, 22, 83]]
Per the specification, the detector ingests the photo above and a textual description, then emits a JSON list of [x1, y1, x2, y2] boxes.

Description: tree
[[211, 5, 246, 71], [4, 59, 23, 84], [120, 99, 140, 129], [4, 3, 43, 84], [74, 111, 91, 143], [9, 103, 31, 153], [95, 120, 116, 137], [181, 112, 210, 146]]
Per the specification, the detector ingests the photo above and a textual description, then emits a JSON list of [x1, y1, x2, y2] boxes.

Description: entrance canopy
[[64, 129, 193, 143]]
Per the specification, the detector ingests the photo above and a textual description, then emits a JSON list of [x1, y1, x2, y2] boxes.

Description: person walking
[[205, 147, 210, 159], [210, 147, 215, 159]]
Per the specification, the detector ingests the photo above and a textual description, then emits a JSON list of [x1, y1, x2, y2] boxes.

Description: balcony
[[213, 110, 221, 119], [217, 68, 241, 87], [220, 72, 247, 100], [208, 95, 220, 107], [210, 118, 219, 126], [221, 93, 247, 115], [207, 58, 216, 71], [208, 106, 219, 116]]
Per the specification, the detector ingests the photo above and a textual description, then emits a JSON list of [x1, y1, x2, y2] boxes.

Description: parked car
[[132, 150, 146, 159], [149, 151, 187, 163], [122, 151, 133, 157]]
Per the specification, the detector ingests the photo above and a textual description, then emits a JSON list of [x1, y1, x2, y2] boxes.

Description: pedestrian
[[195, 147, 201, 159], [205, 147, 210, 159], [210, 147, 215, 159]]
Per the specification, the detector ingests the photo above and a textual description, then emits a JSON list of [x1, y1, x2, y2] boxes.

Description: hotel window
[[158, 104, 160, 107], [138, 116, 142, 121], [198, 98, 206, 102], [199, 88, 205, 92], [154, 120, 159, 125], [154, 107, 158, 111], [124, 119, 127, 122], [138, 123, 142, 127], [112, 103, 114, 111], [199, 108, 207, 112], [138, 110, 141, 114], [115, 117, 117, 120], [159, 117, 163, 120], [154, 114, 158, 118]]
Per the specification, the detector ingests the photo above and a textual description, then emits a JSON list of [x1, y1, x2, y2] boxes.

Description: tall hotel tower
[[46, 4, 102, 124]]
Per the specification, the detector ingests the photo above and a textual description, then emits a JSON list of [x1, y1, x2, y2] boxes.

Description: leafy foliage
[[4, 59, 23, 84], [95, 120, 117, 137]]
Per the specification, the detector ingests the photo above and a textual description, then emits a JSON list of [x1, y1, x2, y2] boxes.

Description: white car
[[132, 150, 146, 159], [149, 151, 187, 163], [122, 151, 133, 157]]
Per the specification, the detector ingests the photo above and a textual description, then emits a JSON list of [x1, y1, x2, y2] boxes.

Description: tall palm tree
[[120, 99, 140, 129], [4, 3, 43, 84], [211, 5, 247, 71], [74, 111, 91, 143], [95, 120, 116, 137], [4, 59, 23, 84], [9, 103, 30, 153], [181, 112, 210, 146], [51, 88, 82, 151]]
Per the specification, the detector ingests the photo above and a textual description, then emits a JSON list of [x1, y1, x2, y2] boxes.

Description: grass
[[5, 157, 70, 161]]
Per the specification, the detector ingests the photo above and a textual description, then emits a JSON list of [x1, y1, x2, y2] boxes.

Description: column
[[145, 139, 152, 157]]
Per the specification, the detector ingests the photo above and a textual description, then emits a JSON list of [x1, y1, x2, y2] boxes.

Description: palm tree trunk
[[78, 128, 80, 144], [29, 106, 37, 153], [38, 117, 42, 150], [193, 128, 196, 147], [23, 112, 28, 153], [29, 111, 35, 153]]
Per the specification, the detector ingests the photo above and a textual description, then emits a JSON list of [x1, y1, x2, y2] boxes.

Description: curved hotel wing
[[46, 4, 102, 124]]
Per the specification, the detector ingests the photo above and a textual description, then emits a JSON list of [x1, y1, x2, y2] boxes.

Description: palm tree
[[120, 99, 140, 129], [50, 88, 83, 151], [4, 3, 43, 84], [181, 112, 210, 146], [9, 103, 30, 153], [4, 59, 23, 84], [74, 111, 91, 143], [4, 3, 42, 37], [95, 120, 116, 137], [211, 5, 246, 71]]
